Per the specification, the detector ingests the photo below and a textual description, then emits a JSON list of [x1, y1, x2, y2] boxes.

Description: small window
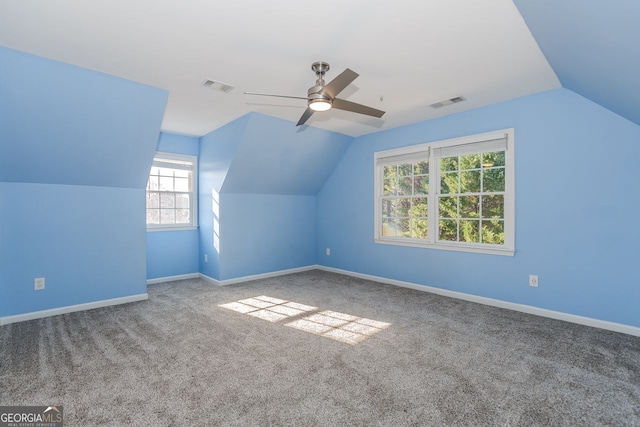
[[146, 152, 197, 230], [374, 129, 514, 255]]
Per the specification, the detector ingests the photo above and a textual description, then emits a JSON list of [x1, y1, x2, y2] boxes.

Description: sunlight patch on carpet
[[219, 296, 391, 345], [219, 295, 317, 323], [286, 310, 391, 345]]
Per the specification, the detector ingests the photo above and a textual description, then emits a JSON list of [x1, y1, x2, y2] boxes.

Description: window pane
[[398, 163, 412, 177], [160, 193, 175, 208], [397, 218, 411, 238], [460, 153, 481, 169], [483, 168, 505, 192], [160, 209, 175, 224], [159, 176, 174, 191], [412, 198, 428, 217], [176, 193, 190, 209], [147, 154, 197, 228], [384, 165, 398, 177], [398, 177, 412, 196], [414, 175, 429, 194], [441, 172, 458, 194], [176, 209, 190, 224], [460, 170, 481, 193], [482, 151, 505, 168], [482, 220, 505, 244], [414, 161, 429, 175], [482, 195, 504, 218], [397, 199, 411, 217], [382, 199, 397, 218], [460, 220, 480, 243], [146, 192, 159, 208], [174, 177, 189, 192], [411, 218, 428, 239], [382, 218, 397, 237], [441, 156, 458, 172], [438, 196, 457, 219], [459, 195, 480, 218], [148, 176, 159, 191], [146, 209, 159, 224], [157, 167, 175, 176], [383, 178, 398, 196], [439, 220, 458, 241]]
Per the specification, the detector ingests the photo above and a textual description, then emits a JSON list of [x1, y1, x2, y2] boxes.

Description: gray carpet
[[1, 270, 639, 426]]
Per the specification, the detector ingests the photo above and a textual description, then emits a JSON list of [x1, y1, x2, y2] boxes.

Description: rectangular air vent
[[429, 96, 466, 108], [201, 79, 234, 93]]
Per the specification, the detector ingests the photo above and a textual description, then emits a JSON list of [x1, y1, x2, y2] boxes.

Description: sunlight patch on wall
[[212, 190, 220, 253], [219, 296, 390, 345]]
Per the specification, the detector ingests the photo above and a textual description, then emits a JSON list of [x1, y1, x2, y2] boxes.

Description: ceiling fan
[[245, 61, 386, 126]]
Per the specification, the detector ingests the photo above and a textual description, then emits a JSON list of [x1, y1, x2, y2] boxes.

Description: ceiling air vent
[[429, 96, 466, 109], [201, 79, 234, 93]]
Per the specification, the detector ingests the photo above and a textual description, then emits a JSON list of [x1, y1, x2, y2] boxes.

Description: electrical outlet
[[34, 277, 45, 291], [326, 248, 331, 256], [204, 254, 208, 263], [529, 275, 539, 287]]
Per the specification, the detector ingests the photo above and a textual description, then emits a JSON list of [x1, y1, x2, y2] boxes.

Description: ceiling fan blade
[[296, 107, 315, 126], [332, 98, 385, 118], [244, 91, 309, 101], [322, 69, 359, 99]]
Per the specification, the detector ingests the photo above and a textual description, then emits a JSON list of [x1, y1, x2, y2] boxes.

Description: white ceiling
[[0, 0, 560, 137]]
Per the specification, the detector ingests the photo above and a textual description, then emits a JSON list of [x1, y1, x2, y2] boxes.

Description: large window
[[374, 129, 514, 255], [146, 152, 197, 230]]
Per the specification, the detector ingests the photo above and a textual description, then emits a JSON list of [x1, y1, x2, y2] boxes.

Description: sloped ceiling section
[[0, 46, 168, 188], [513, 0, 640, 126], [199, 114, 250, 194], [221, 113, 353, 195]]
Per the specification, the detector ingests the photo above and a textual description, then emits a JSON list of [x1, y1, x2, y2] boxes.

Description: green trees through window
[[438, 151, 505, 244], [382, 161, 429, 238], [375, 129, 514, 255]]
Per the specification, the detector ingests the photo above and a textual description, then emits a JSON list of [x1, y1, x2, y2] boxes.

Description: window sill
[[374, 238, 515, 256], [147, 225, 198, 232]]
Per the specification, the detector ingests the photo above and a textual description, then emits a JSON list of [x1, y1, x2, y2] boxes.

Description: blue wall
[[513, 0, 640, 127], [0, 183, 148, 316], [222, 113, 352, 195], [0, 47, 167, 318], [0, 46, 166, 188], [317, 88, 640, 327], [198, 116, 249, 279], [146, 132, 200, 280], [219, 193, 317, 280], [198, 113, 350, 280]]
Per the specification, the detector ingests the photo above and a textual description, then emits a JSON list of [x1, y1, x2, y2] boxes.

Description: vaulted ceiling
[[0, 1, 637, 137], [513, 0, 640, 127]]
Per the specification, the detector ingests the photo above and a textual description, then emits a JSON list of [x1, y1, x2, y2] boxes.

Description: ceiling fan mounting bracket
[[311, 61, 330, 78]]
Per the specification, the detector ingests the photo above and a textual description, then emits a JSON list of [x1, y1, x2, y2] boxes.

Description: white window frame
[[374, 129, 515, 256], [146, 152, 198, 232]]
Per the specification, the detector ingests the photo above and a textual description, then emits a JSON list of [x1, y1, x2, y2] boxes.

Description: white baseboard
[[147, 273, 200, 285], [0, 293, 149, 326], [317, 266, 640, 337], [199, 265, 318, 287], [198, 272, 221, 286]]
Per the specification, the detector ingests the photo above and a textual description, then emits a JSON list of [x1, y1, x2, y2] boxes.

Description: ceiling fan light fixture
[[309, 99, 332, 112]]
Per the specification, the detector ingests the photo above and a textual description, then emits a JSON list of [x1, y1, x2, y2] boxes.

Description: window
[[374, 129, 514, 255], [146, 152, 197, 230]]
